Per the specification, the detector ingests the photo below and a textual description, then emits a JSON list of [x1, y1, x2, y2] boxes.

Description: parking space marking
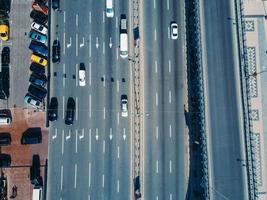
[[60, 165, 63, 190], [62, 96, 65, 119], [62, 130, 64, 155], [89, 129, 91, 153], [103, 140, 105, 153], [74, 164, 77, 188], [75, 130, 78, 153], [89, 94, 92, 118], [76, 97, 78, 120], [88, 162, 91, 187]]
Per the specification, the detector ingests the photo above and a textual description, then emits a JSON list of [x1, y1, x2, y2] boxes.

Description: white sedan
[[170, 22, 178, 40], [31, 22, 48, 35], [121, 95, 128, 117], [79, 63, 86, 86]]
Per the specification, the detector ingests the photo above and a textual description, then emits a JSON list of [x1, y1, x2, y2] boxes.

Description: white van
[[120, 15, 128, 58], [32, 187, 42, 200], [0, 114, 11, 125], [106, 0, 114, 18]]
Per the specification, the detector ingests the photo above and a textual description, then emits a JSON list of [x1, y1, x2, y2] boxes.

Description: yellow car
[[0, 24, 9, 41], [31, 54, 47, 67]]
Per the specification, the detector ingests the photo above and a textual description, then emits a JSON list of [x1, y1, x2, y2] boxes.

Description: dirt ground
[[0, 108, 48, 200]]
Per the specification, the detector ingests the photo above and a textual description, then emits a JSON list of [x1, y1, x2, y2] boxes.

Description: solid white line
[[74, 164, 77, 188], [76, 64, 78, 86], [62, 130, 64, 155], [88, 162, 91, 187], [60, 165, 63, 190], [103, 140, 105, 153], [170, 193, 172, 200], [63, 32, 66, 55], [156, 196, 159, 200], [76, 97, 78, 120], [89, 12, 91, 24], [117, 180, 120, 193], [169, 90, 172, 103], [117, 146, 120, 158], [102, 174, 105, 187], [167, 0, 170, 10], [156, 160, 159, 173], [103, 42, 105, 54], [103, 107, 106, 119], [75, 130, 78, 153], [154, 0, 156, 8], [103, 11, 105, 23], [63, 64, 65, 87], [156, 126, 159, 139], [62, 96, 65, 119], [117, 80, 119, 93], [170, 160, 172, 173], [154, 29, 157, 41], [89, 34, 91, 57], [76, 34, 78, 56], [89, 129, 91, 153], [117, 112, 120, 125], [169, 125, 172, 138], [76, 14, 78, 26], [63, 11, 66, 23], [88, 195, 90, 200], [89, 62, 92, 86], [156, 92, 158, 106], [169, 60, 171, 72], [155, 61, 157, 73], [89, 94, 91, 118]]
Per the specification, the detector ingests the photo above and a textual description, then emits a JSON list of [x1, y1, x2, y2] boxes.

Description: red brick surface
[[0, 108, 48, 200]]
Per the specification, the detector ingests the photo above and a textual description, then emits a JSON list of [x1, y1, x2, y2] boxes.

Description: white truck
[[120, 14, 128, 58]]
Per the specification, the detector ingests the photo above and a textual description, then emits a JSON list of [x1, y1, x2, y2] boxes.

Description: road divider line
[[155, 60, 157, 73], [60, 165, 63, 190], [89, 12, 91, 24], [169, 60, 171, 72], [169, 90, 172, 103], [170, 193, 172, 200], [89, 62, 92, 86], [156, 126, 159, 139], [103, 140, 105, 153], [117, 180, 120, 193], [76, 64, 78, 86], [61, 130, 64, 155], [154, 29, 157, 41], [170, 160, 172, 173], [62, 96, 65, 119], [89, 129, 91, 153], [88, 162, 91, 187], [103, 42, 105, 54], [156, 196, 158, 200], [167, 0, 169, 10], [102, 174, 105, 188], [89, 94, 92, 118], [63, 32, 65, 55], [156, 160, 159, 173], [63, 11, 66, 23], [74, 164, 77, 188], [156, 92, 158, 106], [75, 130, 78, 153], [154, 0, 156, 8], [169, 125, 172, 138], [76, 34, 78, 56], [117, 112, 120, 125], [117, 146, 120, 158], [76, 97, 78, 120], [76, 14, 78, 27], [63, 63, 66, 87], [103, 107, 106, 119], [89, 34, 91, 57]]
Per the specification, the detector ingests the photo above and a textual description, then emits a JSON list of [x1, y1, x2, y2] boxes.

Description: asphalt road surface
[[47, 0, 132, 199], [141, 0, 188, 199], [201, 0, 248, 199]]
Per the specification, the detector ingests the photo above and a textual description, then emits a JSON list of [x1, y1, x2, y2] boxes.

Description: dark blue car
[[29, 40, 48, 57]]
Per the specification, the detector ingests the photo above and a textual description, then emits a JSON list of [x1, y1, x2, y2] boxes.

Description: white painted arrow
[[96, 37, 99, 48], [123, 128, 126, 140], [80, 37, 85, 48], [66, 130, 71, 140], [67, 37, 72, 48], [109, 37, 112, 48], [52, 128, 57, 140], [109, 128, 113, 140], [96, 128, 99, 140], [79, 129, 84, 140]]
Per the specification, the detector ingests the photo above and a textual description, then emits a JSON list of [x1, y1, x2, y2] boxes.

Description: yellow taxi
[[0, 24, 9, 41], [31, 53, 47, 67]]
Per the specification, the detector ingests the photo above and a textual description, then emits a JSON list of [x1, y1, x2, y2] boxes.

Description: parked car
[[170, 21, 178, 40], [21, 128, 42, 145], [29, 30, 47, 44], [32, 2, 48, 15], [65, 97, 75, 125], [30, 155, 41, 185], [0, 154, 11, 167], [1, 47, 10, 65], [121, 94, 128, 117], [31, 53, 47, 67], [28, 84, 47, 100], [52, 40, 60, 63], [24, 93, 42, 108], [31, 22, 48, 35], [48, 97, 58, 121], [52, 0, 60, 10], [30, 10, 48, 25], [29, 40, 48, 57], [30, 62, 45, 75], [79, 63, 86, 86], [29, 73, 47, 86], [0, 133, 11, 146]]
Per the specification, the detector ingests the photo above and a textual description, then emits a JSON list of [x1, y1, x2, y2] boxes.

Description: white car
[[121, 95, 128, 117], [79, 63, 86, 86], [31, 22, 48, 35], [170, 22, 178, 40]]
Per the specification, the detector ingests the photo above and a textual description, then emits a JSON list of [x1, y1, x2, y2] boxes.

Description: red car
[[32, 2, 48, 15]]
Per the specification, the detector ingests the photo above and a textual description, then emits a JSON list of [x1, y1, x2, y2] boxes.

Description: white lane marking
[[117, 180, 120, 193], [88, 162, 91, 187], [76, 97, 78, 120], [123, 128, 126, 140], [155, 60, 158, 73], [169, 125, 172, 138], [103, 107, 106, 119], [67, 37, 71, 48], [169, 90, 172, 103], [63, 11, 66, 23], [96, 128, 99, 140], [63, 32, 65, 55], [60, 165, 63, 190], [66, 130, 71, 140], [80, 37, 84, 48], [169, 60, 171, 72], [154, 29, 157, 41], [52, 128, 57, 140], [168, 27, 170, 39], [103, 42, 105, 54], [109, 128, 113, 140], [89, 12, 91, 24], [156, 160, 159, 173], [170, 160, 172, 173], [88, 195, 90, 200], [89, 62, 92, 86], [89, 129, 91, 153], [156, 92, 158, 106], [103, 140, 105, 153], [76, 63, 78, 86], [96, 37, 99, 48], [156, 196, 159, 200], [116, 47, 119, 60], [62, 96, 65, 119], [76, 14, 78, 27], [170, 194, 173, 200], [117, 112, 120, 125], [102, 174, 105, 187], [116, 17, 118, 28], [76, 34, 78, 56], [103, 11, 105, 23], [156, 126, 159, 139], [167, 0, 170, 10], [79, 128, 84, 140], [154, 0, 156, 8], [75, 130, 78, 153], [89, 34, 91, 57], [74, 164, 77, 188], [61, 130, 64, 155], [109, 37, 112, 48], [103, 74, 106, 87], [89, 94, 92, 118], [63, 64, 65, 87], [117, 146, 120, 158], [117, 80, 119, 93]]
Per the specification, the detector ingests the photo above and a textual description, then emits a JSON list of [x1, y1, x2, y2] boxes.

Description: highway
[[201, 0, 248, 198], [47, 0, 132, 199], [141, 0, 188, 199]]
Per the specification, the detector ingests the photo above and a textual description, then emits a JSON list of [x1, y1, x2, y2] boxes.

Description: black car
[[29, 73, 47, 86], [21, 127, 42, 145], [52, 40, 60, 63], [30, 10, 48, 25], [48, 97, 58, 121], [28, 84, 47, 100], [30, 155, 41, 185], [0, 133, 11, 146], [52, 0, 59, 10], [30, 62, 45, 75], [65, 97, 75, 125], [0, 154, 11, 167], [35, 0, 48, 6], [1, 47, 10, 65]]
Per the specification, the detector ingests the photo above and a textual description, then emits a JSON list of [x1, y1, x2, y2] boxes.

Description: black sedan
[[48, 97, 58, 121]]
